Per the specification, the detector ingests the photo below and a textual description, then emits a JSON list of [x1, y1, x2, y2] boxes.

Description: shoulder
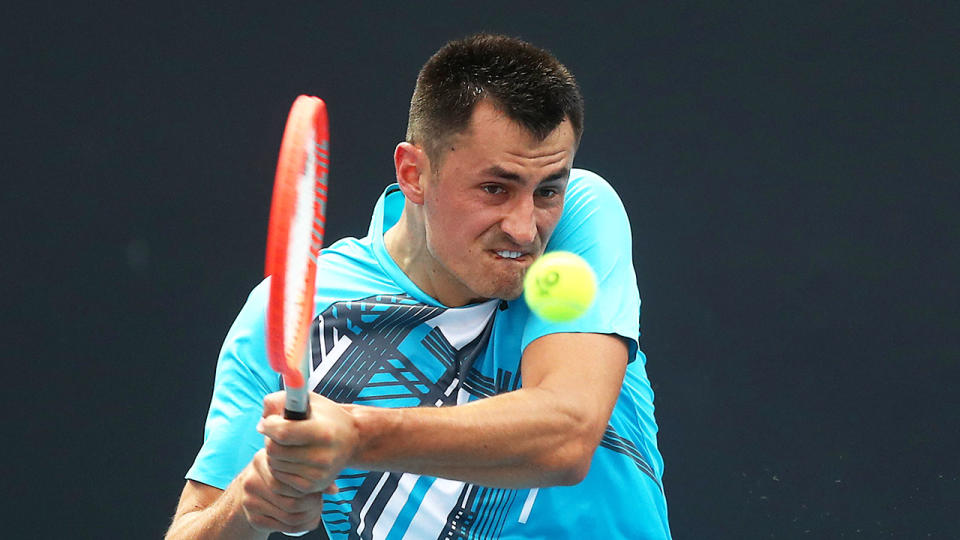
[[314, 235, 406, 302], [550, 168, 632, 250], [562, 169, 630, 225], [566, 168, 624, 203], [316, 235, 381, 281]]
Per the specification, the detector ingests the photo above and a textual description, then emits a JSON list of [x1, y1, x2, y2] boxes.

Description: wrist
[[341, 404, 402, 470], [230, 469, 264, 533]]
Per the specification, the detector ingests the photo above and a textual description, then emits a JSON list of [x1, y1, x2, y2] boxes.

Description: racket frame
[[264, 95, 329, 420]]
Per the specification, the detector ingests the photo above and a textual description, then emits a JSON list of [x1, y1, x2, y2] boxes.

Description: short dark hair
[[407, 33, 584, 166]]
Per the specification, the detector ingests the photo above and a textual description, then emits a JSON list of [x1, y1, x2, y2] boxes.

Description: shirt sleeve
[[521, 169, 642, 359], [185, 279, 280, 489]]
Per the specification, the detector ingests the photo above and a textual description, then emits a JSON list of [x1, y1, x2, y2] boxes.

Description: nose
[[501, 195, 537, 246]]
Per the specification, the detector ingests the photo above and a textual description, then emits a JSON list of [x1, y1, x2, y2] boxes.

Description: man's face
[[418, 100, 577, 306]]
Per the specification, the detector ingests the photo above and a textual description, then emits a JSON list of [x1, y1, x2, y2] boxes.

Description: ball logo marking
[[523, 251, 597, 322], [536, 270, 560, 296]]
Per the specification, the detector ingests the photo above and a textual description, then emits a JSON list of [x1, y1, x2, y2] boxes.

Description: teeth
[[496, 250, 523, 259]]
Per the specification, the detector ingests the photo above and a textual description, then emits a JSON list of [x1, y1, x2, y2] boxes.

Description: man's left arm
[[259, 331, 627, 490]]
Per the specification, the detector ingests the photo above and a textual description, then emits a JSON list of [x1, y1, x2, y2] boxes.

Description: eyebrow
[[481, 165, 570, 184]]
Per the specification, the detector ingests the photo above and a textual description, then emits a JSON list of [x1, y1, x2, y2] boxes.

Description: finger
[[267, 464, 322, 494], [241, 500, 290, 533], [249, 450, 310, 498], [241, 493, 323, 534], [260, 414, 339, 447], [264, 436, 329, 464], [262, 391, 287, 418], [261, 483, 325, 514], [258, 414, 313, 446], [266, 458, 340, 496], [242, 466, 321, 532], [264, 444, 308, 469], [257, 415, 299, 445], [271, 467, 326, 495], [264, 453, 338, 494]]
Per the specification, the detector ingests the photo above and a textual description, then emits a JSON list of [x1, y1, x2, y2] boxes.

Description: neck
[[383, 207, 421, 278], [383, 204, 475, 307]]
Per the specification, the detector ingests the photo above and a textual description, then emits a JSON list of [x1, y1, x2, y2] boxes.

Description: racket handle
[[284, 337, 312, 420]]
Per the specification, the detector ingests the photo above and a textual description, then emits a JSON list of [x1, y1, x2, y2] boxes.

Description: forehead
[[440, 101, 576, 168]]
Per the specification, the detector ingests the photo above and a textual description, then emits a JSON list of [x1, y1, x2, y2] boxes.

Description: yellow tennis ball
[[523, 251, 597, 322]]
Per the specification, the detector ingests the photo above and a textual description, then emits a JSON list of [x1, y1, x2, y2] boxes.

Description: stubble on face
[[414, 102, 575, 306], [425, 214, 530, 303]]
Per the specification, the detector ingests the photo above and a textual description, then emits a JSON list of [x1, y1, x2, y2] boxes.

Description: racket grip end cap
[[284, 408, 310, 420]]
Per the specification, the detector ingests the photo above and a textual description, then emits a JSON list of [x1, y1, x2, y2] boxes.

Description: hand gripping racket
[[264, 96, 329, 420]]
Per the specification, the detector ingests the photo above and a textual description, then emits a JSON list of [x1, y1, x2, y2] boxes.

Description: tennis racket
[[264, 95, 330, 420]]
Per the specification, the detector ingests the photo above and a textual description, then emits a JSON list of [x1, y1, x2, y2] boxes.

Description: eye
[[482, 184, 506, 195], [537, 186, 561, 199]]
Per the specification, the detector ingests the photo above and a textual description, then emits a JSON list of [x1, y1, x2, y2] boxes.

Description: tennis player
[[167, 34, 671, 539]]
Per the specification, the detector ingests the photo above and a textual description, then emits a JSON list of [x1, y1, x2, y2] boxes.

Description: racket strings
[[283, 130, 327, 362]]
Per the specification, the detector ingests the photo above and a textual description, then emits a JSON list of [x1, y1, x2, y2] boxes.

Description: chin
[[461, 268, 525, 302], [495, 290, 523, 302], [487, 281, 524, 301], [462, 279, 521, 302]]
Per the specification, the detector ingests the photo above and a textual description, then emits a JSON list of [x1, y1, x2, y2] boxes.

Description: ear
[[394, 142, 430, 205]]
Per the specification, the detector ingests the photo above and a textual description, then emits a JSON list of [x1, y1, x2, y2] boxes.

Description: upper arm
[[519, 171, 639, 426], [513, 172, 639, 465], [517, 332, 629, 483]]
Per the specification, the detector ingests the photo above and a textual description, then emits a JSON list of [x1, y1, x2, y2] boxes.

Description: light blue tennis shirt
[[186, 169, 671, 539]]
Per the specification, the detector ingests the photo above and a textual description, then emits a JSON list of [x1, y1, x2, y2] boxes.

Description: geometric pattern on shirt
[[301, 294, 523, 540]]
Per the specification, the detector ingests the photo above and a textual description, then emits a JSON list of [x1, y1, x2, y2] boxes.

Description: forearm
[[257, 334, 627, 491], [343, 334, 629, 488], [165, 480, 266, 540], [347, 385, 604, 488]]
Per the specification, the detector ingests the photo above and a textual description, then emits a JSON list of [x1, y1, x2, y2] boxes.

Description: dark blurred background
[[4, 2, 957, 538]]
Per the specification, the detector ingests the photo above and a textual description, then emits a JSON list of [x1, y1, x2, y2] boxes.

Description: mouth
[[494, 250, 525, 260], [491, 249, 540, 265]]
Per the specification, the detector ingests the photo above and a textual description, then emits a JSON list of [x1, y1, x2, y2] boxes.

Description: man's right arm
[[165, 449, 327, 540], [166, 478, 262, 540]]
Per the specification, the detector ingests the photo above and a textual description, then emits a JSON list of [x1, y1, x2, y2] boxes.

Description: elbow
[[531, 407, 610, 487], [537, 436, 597, 486], [556, 443, 595, 486], [552, 465, 590, 487]]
